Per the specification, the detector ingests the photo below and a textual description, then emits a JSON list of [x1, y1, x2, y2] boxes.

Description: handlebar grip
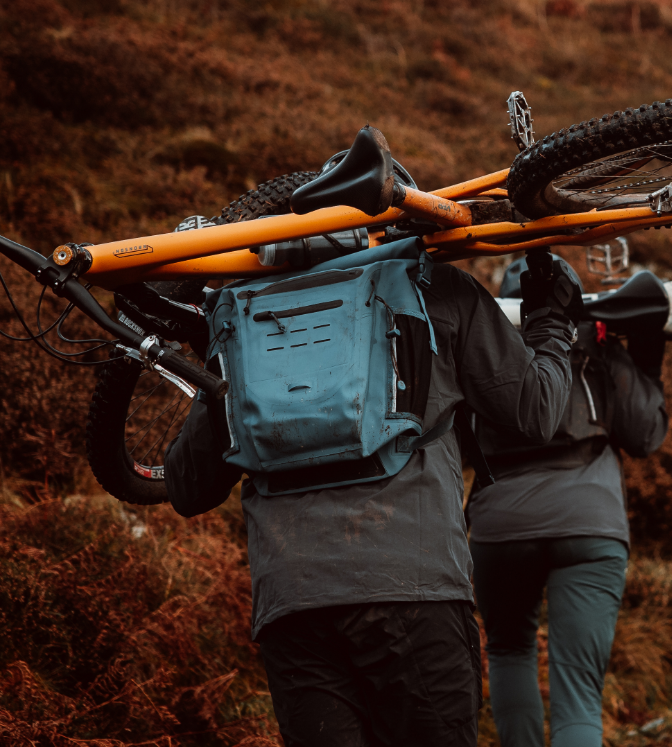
[[153, 346, 229, 400]]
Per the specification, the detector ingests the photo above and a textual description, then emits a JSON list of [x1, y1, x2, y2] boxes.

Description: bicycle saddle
[[290, 125, 395, 217]]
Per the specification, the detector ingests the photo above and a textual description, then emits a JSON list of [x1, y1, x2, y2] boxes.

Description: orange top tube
[[81, 170, 510, 288]]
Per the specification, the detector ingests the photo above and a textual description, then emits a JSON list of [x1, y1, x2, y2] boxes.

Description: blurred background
[[2, 0, 672, 744]]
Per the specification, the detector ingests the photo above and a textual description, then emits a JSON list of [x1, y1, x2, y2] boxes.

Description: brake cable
[[0, 266, 115, 365], [0, 279, 68, 342]]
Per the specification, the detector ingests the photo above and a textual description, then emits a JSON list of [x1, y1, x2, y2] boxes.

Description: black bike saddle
[[290, 125, 394, 217]]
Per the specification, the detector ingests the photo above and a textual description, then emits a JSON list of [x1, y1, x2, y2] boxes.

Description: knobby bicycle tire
[[86, 171, 317, 505], [508, 99, 672, 219]]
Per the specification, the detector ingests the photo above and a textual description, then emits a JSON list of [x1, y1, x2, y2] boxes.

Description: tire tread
[[508, 100, 672, 218]]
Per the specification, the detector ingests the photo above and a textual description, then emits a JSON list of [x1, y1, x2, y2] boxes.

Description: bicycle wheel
[[508, 100, 672, 219], [86, 170, 317, 505]]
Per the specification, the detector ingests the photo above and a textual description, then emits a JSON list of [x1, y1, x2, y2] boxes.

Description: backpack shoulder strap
[[454, 405, 495, 488], [396, 405, 495, 488]]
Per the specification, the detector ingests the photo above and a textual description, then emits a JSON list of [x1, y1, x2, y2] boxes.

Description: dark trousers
[[471, 537, 628, 747], [258, 600, 482, 747]]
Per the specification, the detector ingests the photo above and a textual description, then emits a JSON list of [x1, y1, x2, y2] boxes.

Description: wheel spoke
[[138, 397, 192, 466], [126, 389, 183, 452], [127, 381, 166, 419], [554, 146, 672, 201], [122, 351, 198, 469]]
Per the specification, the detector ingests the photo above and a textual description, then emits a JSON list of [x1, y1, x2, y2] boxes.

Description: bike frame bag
[[203, 237, 449, 496]]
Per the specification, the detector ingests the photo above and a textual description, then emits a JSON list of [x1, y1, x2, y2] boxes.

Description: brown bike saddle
[[290, 125, 395, 217]]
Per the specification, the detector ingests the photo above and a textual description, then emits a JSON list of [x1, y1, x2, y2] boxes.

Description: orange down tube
[[82, 206, 402, 288], [429, 217, 672, 262], [423, 206, 665, 251]]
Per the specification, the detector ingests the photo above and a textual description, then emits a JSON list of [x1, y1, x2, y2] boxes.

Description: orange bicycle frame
[[73, 167, 672, 290]]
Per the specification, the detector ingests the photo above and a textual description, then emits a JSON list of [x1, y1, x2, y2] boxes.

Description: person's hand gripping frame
[[520, 248, 584, 324]]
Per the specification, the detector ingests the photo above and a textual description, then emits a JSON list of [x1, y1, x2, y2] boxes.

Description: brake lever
[[116, 342, 197, 398], [53, 276, 227, 400]]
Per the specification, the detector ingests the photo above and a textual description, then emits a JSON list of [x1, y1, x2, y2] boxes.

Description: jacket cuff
[[522, 306, 576, 333]]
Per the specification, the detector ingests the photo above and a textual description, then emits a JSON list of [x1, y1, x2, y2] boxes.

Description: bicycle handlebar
[[151, 346, 228, 399], [0, 234, 47, 274], [0, 234, 228, 400], [64, 280, 228, 398]]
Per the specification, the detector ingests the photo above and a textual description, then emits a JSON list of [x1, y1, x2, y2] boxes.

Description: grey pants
[[470, 537, 628, 747]]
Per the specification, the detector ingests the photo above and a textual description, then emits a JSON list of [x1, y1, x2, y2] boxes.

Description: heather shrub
[[0, 488, 280, 746]]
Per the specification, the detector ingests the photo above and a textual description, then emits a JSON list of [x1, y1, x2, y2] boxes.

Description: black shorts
[[258, 600, 482, 747]]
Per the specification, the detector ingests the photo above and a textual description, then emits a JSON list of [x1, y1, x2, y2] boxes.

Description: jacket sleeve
[[164, 398, 243, 518], [445, 269, 574, 445], [608, 341, 668, 457]]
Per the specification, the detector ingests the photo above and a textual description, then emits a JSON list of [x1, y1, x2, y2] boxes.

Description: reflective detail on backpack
[[216, 351, 238, 456], [204, 237, 442, 495]]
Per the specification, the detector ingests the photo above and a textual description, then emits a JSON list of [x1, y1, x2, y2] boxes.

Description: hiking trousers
[[470, 537, 628, 747], [258, 600, 482, 747]]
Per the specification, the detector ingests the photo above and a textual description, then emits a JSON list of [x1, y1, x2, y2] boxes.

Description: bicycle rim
[[546, 142, 672, 213]]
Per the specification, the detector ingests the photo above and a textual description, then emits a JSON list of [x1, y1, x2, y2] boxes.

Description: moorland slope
[[3, 0, 672, 744]]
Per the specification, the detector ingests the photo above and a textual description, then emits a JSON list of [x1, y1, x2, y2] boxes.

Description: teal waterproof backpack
[[203, 237, 452, 495]]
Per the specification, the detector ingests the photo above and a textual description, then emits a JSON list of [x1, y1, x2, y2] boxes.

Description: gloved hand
[[627, 329, 667, 378], [520, 249, 584, 323]]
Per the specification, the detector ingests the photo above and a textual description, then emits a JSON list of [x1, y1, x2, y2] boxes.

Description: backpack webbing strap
[[396, 409, 455, 453], [412, 282, 438, 355], [396, 407, 495, 487], [454, 406, 495, 488]]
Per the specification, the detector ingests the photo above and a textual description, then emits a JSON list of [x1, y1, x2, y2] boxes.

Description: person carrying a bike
[[163, 230, 582, 747], [468, 256, 669, 747]]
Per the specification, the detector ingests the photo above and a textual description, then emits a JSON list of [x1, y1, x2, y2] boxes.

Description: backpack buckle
[[415, 251, 433, 289]]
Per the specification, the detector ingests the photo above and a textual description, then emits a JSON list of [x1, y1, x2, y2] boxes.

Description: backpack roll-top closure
[[205, 238, 441, 495]]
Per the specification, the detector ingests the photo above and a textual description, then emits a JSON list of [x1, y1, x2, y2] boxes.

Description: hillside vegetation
[[2, 0, 672, 744]]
